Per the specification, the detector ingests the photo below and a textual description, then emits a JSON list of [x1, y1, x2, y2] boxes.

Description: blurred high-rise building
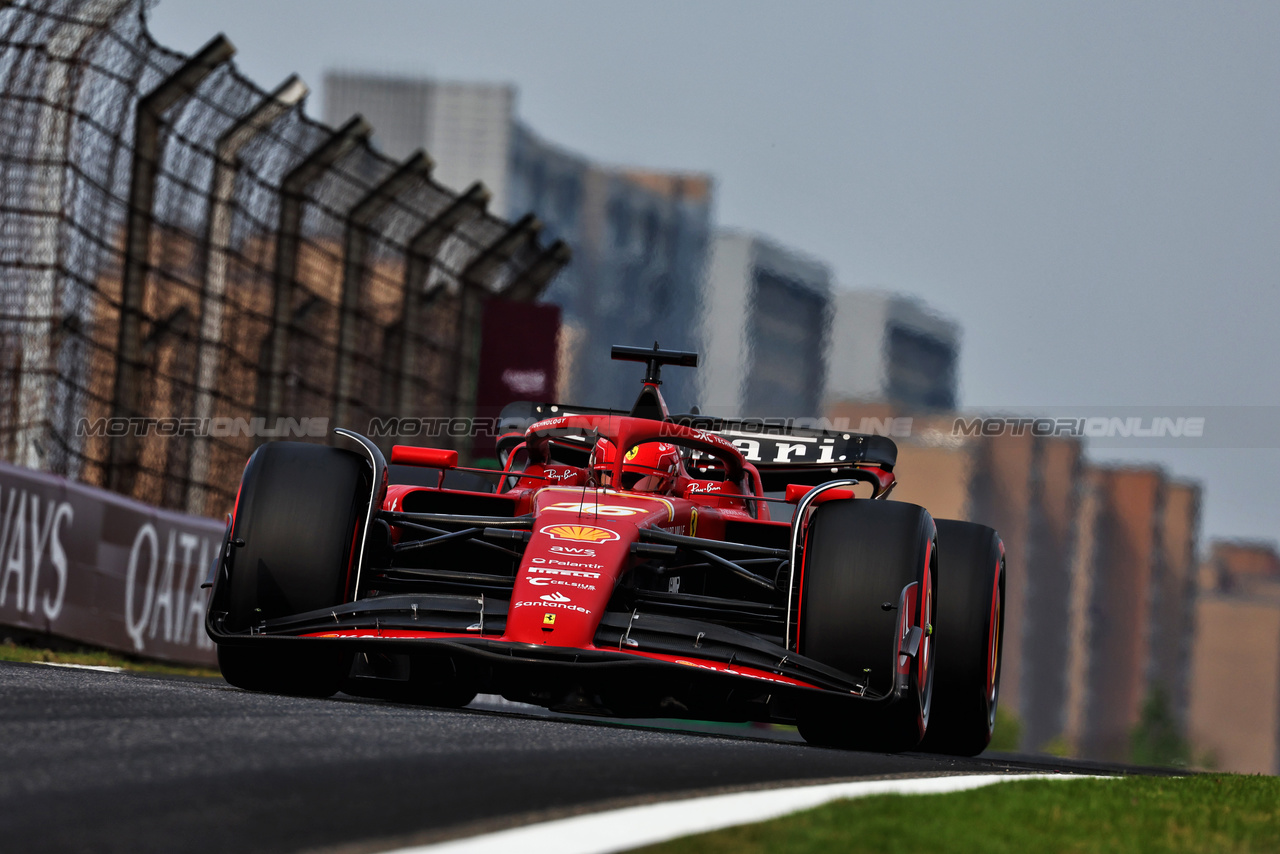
[[323, 72, 711, 411], [1188, 540, 1280, 774], [827, 291, 960, 411], [839, 411, 1203, 759], [698, 231, 832, 418], [1061, 467, 1200, 761]]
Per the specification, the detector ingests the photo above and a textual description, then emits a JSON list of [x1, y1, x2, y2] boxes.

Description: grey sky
[[147, 1, 1280, 544]]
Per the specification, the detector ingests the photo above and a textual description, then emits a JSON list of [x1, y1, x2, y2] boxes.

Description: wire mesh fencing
[[0, 0, 569, 518]]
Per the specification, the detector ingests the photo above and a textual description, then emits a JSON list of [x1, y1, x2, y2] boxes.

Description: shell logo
[[540, 524, 620, 543]]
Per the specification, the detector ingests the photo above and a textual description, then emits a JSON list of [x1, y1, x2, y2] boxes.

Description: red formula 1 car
[[206, 346, 1004, 754]]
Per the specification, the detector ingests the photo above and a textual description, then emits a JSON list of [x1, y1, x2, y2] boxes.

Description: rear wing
[[669, 414, 897, 492], [499, 402, 897, 493]]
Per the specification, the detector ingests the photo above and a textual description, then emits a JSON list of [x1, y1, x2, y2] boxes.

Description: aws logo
[[549, 545, 596, 557]]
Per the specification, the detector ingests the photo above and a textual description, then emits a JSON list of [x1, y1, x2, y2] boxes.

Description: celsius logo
[[540, 591, 571, 603], [540, 524, 620, 543], [529, 577, 596, 591], [549, 545, 595, 557]]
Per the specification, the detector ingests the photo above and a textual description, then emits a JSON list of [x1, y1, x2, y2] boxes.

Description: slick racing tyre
[[406, 656, 479, 708], [795, 499, 937, 752], [339, 653, 478, 708], [918, 519, 1005, 757], [218, 643, 352, 699], [218, 441, 368, 698]]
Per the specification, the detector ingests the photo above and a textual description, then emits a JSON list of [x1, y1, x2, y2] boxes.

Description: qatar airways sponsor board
[[0, 461, 221, 667]]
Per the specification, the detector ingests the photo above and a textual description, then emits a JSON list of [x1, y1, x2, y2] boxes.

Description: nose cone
[[501, 490, 676, 646], [503, 522, 629, 646]]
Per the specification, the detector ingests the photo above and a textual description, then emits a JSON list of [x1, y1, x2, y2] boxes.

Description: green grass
[[627, 775, 1280, 854], [0, 638, 219, 678], [989, 706, 1022, 752]]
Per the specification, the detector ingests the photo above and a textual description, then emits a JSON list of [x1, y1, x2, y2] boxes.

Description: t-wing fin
[[611, 342, 699, 419]]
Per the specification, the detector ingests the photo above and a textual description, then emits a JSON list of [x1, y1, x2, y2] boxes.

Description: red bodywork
[[207, 367, 922, 724], [311, 412, 823, 690]]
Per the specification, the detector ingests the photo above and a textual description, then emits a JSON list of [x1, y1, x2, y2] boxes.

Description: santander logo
[[539, 591, 572, 603]]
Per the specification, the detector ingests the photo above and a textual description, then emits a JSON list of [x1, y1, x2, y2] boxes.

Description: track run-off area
[[0, 661, 1168, 854]]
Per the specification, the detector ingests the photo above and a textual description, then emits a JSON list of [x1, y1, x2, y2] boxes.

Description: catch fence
[[0, 0, 569, 518]]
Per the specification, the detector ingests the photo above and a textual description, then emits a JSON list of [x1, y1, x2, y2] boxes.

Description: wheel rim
[[917, 537, 937, 729], [985, 557, 1005, 732]]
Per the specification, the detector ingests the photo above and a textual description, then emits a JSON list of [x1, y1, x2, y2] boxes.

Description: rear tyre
[[795, 500, 937, 752], [218, 442, 368, 698], [918, 519, 1005, 756]]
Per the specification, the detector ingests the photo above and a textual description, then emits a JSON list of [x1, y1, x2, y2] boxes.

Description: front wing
[[206, 592, 904, 723]]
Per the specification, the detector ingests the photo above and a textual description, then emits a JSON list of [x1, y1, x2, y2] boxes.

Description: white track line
[[39, 662, 125, 673], [395, 772, 1093, 854]]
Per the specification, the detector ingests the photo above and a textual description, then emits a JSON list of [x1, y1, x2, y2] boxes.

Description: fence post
[[462, 213, 542, 290], [107, 34, 236, 495], [498, 239, 571, 302], [452, 214, 542, 461], [396, 182, 490, 421], [331, 150, 433, 431], [185, 75, 307, 516], [260, 115, 371, 433], [16, 0, 130, 473]]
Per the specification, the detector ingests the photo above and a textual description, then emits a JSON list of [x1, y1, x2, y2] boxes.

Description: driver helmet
[[592, 439, 680, 493]]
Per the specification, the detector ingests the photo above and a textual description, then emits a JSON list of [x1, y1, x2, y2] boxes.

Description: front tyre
[[218, 643, 349, 698], [218, 441, 368, 697], [918, 519, 1005, 756], [406, 656, 479, 708], [795, 499, 937, 752]]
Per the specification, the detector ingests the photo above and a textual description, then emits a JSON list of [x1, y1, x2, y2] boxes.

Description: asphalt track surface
[[0, 661, 1170, 854]]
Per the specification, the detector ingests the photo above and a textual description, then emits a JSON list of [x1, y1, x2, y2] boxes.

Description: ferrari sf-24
[[205, 345, 1004, 754]]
